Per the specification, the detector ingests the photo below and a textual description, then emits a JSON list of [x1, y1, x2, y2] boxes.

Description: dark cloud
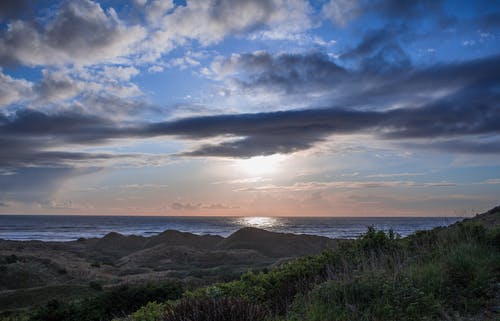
[[155, 108, 384, 157], [3, 97, 499, 163], [0, 109, 142, 168], [0, 109, 117, 141], [217, 51, 348, 94], [340, 27, 411, 73], [323, 0, 444, 27], [476, 12, 500, 29], [46, 1, 124, 55], [1, 54, 499, 164], [369, 0, 443, 19], [341, 29, 396, 60], [218, 50, 500, 112], [403, 139, 500, 155], [0, 0, 32, 22]]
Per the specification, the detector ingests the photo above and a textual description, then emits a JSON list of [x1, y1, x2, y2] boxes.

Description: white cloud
[[0, 68, 33, 107], [102, 66, 140, 81], [137, 0, 314, 63], [483, 178, 500, 184], [322, 0, 360, 26], [0, 0, 147, 66], [36, 69, 82, 102]]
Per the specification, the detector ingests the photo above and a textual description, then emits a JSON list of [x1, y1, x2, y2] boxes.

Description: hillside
[[0, 227, 338, 314]]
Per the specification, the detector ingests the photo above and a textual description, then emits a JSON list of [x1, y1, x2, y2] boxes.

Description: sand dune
[[0, 227, 338, 310]]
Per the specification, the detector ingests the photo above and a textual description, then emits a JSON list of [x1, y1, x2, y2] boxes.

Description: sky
[[0, 0, 499, 217]]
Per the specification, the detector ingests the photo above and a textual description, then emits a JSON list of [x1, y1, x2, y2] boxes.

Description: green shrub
[[29, 282, 184, 321], [163, 297, 268, 321], [287, 275, 442, 321], [128, 301, 169, 321], [487, 226, 500, 250], [88, 281, 103, 291]]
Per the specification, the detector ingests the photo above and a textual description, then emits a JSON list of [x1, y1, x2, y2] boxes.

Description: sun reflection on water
[[238, 217, 278, 229]]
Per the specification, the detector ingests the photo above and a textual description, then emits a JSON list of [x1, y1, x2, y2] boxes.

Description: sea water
[[0, 215, 464, 242]]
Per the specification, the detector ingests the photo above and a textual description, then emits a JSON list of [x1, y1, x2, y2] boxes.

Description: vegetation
[[3, 207, 499, 321], [26, 282, 183, 321], [119, 212, 500, 321], [122, 298, 267, 321]]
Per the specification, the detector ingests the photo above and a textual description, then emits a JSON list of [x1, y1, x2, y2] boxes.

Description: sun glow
[[235, 155, 286, 175], [239, 217, 278, 228]]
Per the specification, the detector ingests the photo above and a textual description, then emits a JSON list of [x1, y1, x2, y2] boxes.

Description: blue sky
[[0, 0, 499, 216]]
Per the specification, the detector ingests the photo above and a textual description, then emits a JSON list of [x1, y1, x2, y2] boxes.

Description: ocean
[[0, 215, 464, 242]]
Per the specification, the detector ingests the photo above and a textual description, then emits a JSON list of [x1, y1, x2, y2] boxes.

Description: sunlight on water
[[238, 217, 278, 229]]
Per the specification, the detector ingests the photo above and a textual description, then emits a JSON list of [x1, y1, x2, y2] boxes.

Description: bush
[[488, 226, 500, 250], [163, 297, 268, 321], [29, 282, 184, 321], [287, 275, 442, 321], [127, 301, 170, 321], [88, 281, 103, 291]]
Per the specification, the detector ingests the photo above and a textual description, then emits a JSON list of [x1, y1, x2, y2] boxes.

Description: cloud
[[340, 27, 412, 73], [210, 51, 348, 95], [102, 66, 140, 81], [212, 177, 272, 184], [1, 72, 500, 164], [322, 0, 444, 26], [0, 0, 32, 22], [210, 48, 500, 112], [371, 0, 443, 19], [1, 65, 146, 112], [483, 179, 500, 185], [366, 172, 424, 178], [234, 180, 456, 192], [322, 0, 360, 26], [170, 202, 235, 211], [0, 68, 33, 107], [35, 69, 82, 102], [0, 53, 498, 168], [171, 202, 201, 210], [0, 0, 146, 66], [402, 139, 500, 155], [137, 0, 314, 62]]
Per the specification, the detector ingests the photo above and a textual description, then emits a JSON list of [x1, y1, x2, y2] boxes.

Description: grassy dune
[[2, 206, 499, 321]]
